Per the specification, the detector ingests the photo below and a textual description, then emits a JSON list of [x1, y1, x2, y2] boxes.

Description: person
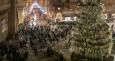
[[33, 48, 37, 56], [24, 50, 28, 59], [0, 55, 3, 61], [47, 47, 52, 55]]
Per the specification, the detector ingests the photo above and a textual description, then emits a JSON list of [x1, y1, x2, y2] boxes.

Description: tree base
[[71, 53, 114, 61]]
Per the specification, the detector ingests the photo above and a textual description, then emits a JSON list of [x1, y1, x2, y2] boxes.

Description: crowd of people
[[0, 20, 72, 61]]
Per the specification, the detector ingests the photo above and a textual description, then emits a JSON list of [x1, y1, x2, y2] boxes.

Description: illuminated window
[[1, 14, 8, 33]]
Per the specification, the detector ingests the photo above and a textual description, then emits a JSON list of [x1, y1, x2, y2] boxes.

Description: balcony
[[0, 4, 11, 12]]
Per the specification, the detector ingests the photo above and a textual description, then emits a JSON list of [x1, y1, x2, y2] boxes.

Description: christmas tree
[[69, 0, 113, 60]]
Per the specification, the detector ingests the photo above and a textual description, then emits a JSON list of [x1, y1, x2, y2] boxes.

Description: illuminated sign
[[56, 13, 63, 21]]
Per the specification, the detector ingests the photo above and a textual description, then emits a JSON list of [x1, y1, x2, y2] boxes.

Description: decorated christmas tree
[[69, 0, 113, 60]]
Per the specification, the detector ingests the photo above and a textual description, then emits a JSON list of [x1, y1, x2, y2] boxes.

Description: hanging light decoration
[[29, 0, 47, 14]]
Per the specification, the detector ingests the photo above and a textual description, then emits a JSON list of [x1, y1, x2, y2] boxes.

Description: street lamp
[[58, 7, 61, 11]]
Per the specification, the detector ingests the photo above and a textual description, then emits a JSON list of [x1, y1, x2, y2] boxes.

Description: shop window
[[112, 13, 115, 19], [1, 16, 8, 33]]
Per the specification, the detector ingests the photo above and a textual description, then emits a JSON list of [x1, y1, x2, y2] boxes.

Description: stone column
[[8, 0, 18, 35]]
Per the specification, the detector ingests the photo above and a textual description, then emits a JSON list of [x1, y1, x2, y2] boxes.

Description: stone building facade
[[0, 0, 18, 42]]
